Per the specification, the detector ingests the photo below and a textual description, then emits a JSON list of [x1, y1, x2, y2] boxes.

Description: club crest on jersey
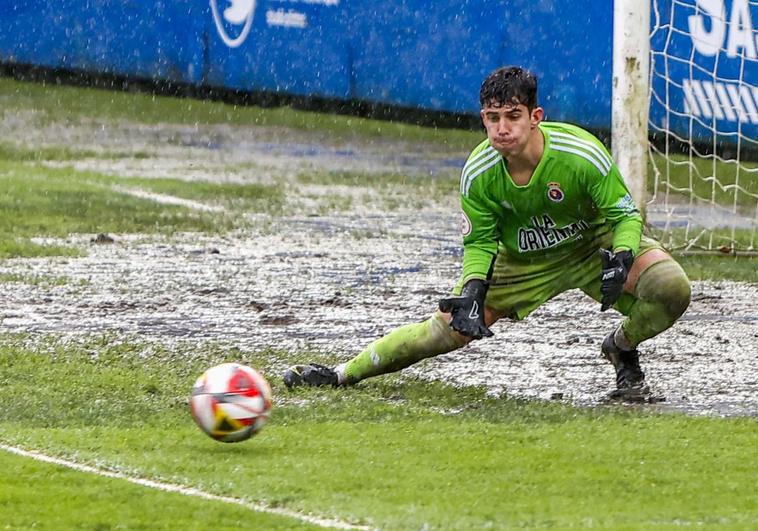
[[547, 182, 564, 202]]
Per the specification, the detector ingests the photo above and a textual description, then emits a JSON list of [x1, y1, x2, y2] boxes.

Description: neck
[[505, 126, 544, 175]]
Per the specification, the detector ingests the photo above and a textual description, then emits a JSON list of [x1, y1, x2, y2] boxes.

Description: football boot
[[283, 363, 339, 389], [601, 331, 650, 400]]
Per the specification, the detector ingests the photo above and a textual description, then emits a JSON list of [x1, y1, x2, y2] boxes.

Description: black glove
[[599, 249, 634, 311], [438, 279, 494, 339]]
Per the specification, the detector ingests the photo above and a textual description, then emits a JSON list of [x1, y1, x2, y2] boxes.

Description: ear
[[530, 107, 544, 128]]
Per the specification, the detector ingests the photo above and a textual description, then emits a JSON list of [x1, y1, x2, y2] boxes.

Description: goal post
[[613, 0, 651, 214], [614, 0, 758, 253]]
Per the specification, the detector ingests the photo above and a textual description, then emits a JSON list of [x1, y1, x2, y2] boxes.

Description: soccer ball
[[189, 363, 272, 443]]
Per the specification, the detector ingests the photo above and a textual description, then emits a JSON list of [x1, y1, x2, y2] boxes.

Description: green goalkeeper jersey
[[459, 121, 643, 284]]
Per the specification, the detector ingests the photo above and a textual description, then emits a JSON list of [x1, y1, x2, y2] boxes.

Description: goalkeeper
[[284, 66, 691, 399]]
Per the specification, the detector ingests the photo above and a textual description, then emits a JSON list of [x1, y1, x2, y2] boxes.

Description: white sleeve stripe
[[461, 147, 496, 178], [460, 149, 500, 194], [459, 147, 495, 193], [551, 138, 611, 174], [551, 144, 609, 176], [550, 135, 612, 172], [550, 131, 612, 165], [462, 156, 501, 196], [549, 132, 613, 172]]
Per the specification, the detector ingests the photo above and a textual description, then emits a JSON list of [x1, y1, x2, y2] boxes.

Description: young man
[[284, 66, 691, 399]]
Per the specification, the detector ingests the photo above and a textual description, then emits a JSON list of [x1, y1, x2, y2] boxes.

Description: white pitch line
[[111, 185, 227, 212], [0, 443, 369, 530]]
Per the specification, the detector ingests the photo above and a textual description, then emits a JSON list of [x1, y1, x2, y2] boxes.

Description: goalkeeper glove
[[438, 279, 494, 339], [599, 248, 634, 311]]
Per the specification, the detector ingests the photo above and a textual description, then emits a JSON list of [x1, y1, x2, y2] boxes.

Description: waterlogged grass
[[0, 239, 82, 260], [295, 171, 459, 212], [0, 155, 283, 257], [0, 162, 222, 257], [0, 77, 480, 151], [0, 141, 283, 211], [0, 451, 318, 530], [0, 272, 77, 287], [0, 141, 100, 162], [0, 337, 755, 529], [0, 141, 153, 162], [297, 170, 458, 195], [115, 175, 284, 212], [297, 170, 456, 188], [1, 73, 755, 530]]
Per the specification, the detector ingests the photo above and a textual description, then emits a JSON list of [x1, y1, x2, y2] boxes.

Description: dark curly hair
[[479, 66, 538, 110]]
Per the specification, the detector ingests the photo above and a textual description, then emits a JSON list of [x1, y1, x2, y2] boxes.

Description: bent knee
[[436, 306, 503, 346], [636, 259, 691, 320], [432, 311, 471, 348]]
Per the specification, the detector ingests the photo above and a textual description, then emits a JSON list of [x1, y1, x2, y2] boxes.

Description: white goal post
[[613, 0, 651, 212], [613, 0, 758, 253]]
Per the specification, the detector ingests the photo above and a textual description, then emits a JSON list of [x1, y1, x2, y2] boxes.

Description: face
[[480, 103, 543, 158]]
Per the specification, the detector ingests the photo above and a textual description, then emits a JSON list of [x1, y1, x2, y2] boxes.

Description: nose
[[496, 118, 509, 136]]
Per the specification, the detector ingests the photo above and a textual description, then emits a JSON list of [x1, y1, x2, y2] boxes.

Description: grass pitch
[[0, 76, 756, 528], [0, 449, 318, 530], [0, 338, 756, 529]]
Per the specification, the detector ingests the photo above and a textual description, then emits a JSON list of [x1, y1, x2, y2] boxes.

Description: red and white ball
[[189, 363, 272, 443]]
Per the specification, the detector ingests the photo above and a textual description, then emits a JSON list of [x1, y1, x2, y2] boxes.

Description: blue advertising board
[[649, 0, 758, 144], [0, 1, 753, 142], [0, 1, 205, 83], [0, 1, 614, 128], [348, 0, 613, 127], [204, 0, 350, 98]]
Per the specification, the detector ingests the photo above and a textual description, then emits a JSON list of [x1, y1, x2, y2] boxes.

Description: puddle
[[1, 112, 756, 417], [1, 224, 755, 418]]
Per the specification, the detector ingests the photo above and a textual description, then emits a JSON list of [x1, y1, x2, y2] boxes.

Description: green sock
[[621, 259, 691, 347], [341, 313, 466, 384]]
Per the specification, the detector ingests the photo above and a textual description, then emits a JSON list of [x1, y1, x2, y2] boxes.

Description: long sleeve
[[588, 164, 643, 254], [460, 181, 499, 283]]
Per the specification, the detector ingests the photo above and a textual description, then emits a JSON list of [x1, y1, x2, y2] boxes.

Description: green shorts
[[453, 232, 665, 320]]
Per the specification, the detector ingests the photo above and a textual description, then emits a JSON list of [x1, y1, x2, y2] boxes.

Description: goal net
[[647, 0, 758, 252]]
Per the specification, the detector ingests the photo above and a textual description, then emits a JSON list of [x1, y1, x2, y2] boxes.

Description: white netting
[[648, 0, 758, 252]]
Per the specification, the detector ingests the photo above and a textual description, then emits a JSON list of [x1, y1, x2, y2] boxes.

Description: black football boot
[[601, 331, 650, 400], [283, 363, 339, 389]]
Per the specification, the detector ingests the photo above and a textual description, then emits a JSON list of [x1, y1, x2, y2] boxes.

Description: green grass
[[1, 74, 755, 530], [649, 154, 758, 209], [0, 77, 481, 151], [0, 337, 755, 529], [649, 222, 758, 259], [0, 154, 283, 258], [0, 272, 75, 287], [116, 175, 284, 211], [0, 141, 153, 162], [0, 239, 83, 260], [675, 254, 758, 282], [0, 142, 101, 162], [0, 451, 320, 530], [0, 141, 283, 211], [0, 162, 218, 257]]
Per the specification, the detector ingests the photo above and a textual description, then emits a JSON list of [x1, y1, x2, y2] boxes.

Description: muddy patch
[[1, 111, 757, 417], [1, 220, 756, 418]]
